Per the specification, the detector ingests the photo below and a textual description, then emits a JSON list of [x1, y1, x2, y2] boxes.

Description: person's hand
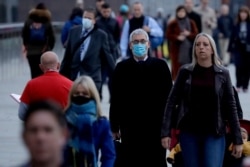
[[219, 33, 224, 38], [231, 144, 243, 158], [161, 137, 171, 149], [177, 35, 185, 41], [142, 25, 151, 33], [112, 132, 121, 140], [205, 20, 212, 28], [22, 45, 27, 57], [182, 29, 190, 36]]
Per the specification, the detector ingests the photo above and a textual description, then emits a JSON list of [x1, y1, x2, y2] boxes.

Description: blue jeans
[[179, 131, 225, 167]]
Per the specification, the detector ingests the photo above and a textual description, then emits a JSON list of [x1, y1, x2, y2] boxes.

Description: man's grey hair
[[129, 28, 149, 42]]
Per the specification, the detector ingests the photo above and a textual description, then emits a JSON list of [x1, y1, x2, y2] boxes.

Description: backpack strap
[[143, 16, 150, 26]]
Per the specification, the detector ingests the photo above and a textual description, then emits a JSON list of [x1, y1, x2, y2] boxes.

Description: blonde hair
[[191, 33, 221, 67], [65, 75, 102, 117]]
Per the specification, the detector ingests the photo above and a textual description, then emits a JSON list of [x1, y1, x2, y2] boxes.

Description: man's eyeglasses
[[131, 39, 148, 44]]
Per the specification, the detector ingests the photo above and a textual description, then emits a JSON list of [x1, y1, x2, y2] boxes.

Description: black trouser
[[235, 49, 250, 90], [27, 54, 43, 79], [235, 64, 250, 90], [100, 65, 111, 101]]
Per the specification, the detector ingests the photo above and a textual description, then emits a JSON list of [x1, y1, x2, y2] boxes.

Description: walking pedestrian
[[18, 100, 68, 167], [61, 7, 83, 48], [161, 33, 243, 167], [63, 75, 116, 167], [110, 28, 173, 167], [18, 51, 73, 120], [21, 2, 55, 79], [119, 1, 163, 59], [167, 5, 198, 81], [60, 7, 115, 98], [228, 6, 250, 93]]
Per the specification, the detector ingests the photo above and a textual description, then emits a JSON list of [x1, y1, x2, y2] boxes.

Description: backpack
[[143, 16, 164, 49], [29, 23, 46, 42]]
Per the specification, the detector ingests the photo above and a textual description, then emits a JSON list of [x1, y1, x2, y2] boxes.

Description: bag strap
[[72, 26, 96, 56], [143, 16, 149, 26]]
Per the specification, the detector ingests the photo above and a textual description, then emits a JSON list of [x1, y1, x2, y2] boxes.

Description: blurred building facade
[[0, 0, 126, 23], [0, 0, 18, 23], [127, 0, 249, 19], [0, 0, 249, 23]]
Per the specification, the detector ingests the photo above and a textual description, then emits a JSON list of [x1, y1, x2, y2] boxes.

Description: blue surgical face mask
[[132, 43, 147, 57], [82, 18, 93, 30]]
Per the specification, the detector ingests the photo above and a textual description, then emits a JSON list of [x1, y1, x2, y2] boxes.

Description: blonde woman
[[64, 75, 115, 167], [161, 33, 243, 167]]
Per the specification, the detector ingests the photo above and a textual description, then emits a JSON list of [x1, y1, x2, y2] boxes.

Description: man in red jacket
[[18, 51, 73, 120]]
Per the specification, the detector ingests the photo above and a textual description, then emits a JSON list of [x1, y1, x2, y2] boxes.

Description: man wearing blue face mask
[[60, 7, 116, 98], [109, 28, 173, 167]]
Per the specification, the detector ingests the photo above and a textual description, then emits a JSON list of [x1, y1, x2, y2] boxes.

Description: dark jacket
[[109, 57, 172, 167], [61, 16, 82, 47], [60, 25, 115, 91], [161, 64, 243, 145], [21, 8, 55, 55], [218, 15, 234, 38], [187, 11, 202, 33], [96, 16, 121, 60], [96, 17, 120, 45], [233, 86, 243, 119], [228, 22, 250, 66]]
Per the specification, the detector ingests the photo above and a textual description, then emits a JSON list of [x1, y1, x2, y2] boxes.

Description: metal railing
[[0, 22, 65, 81]]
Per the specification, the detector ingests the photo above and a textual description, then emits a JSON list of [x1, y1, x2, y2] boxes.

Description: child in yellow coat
[[229, 127, 250, 156], [166, 143, 181, 164]]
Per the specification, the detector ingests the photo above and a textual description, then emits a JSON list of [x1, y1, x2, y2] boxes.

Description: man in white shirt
[[120, 1, 163, 59], [194, 0, 217, 35]]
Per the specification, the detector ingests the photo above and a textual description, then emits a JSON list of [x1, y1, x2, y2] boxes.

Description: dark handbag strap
[[72, 27, 95, 56], [143, 16, 149, 26]]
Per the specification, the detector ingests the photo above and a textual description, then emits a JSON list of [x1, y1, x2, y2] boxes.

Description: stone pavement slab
[[0, 62, 30, 167]]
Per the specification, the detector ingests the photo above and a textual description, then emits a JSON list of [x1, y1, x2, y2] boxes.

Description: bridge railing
[[0, 22, 64, 81]]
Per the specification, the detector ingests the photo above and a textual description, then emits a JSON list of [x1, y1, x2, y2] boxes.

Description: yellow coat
[[167, 143, 181, 164], [229, 141, 250, 156]]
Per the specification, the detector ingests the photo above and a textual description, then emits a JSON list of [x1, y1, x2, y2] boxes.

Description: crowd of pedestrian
[[17, 0, 250, 167]]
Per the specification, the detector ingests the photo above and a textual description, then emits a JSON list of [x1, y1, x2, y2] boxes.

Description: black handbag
[[114, 139, 122, 167]]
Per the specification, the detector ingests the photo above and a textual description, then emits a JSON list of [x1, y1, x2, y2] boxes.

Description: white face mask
[[82, 18, 93, 30]]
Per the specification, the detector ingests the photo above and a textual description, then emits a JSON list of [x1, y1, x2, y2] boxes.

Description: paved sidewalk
[[0, 62, 250, 166], [0, 63, 30, 167]]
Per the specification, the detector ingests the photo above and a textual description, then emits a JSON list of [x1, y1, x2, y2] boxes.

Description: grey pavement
[[0, 60, 250, 167]]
